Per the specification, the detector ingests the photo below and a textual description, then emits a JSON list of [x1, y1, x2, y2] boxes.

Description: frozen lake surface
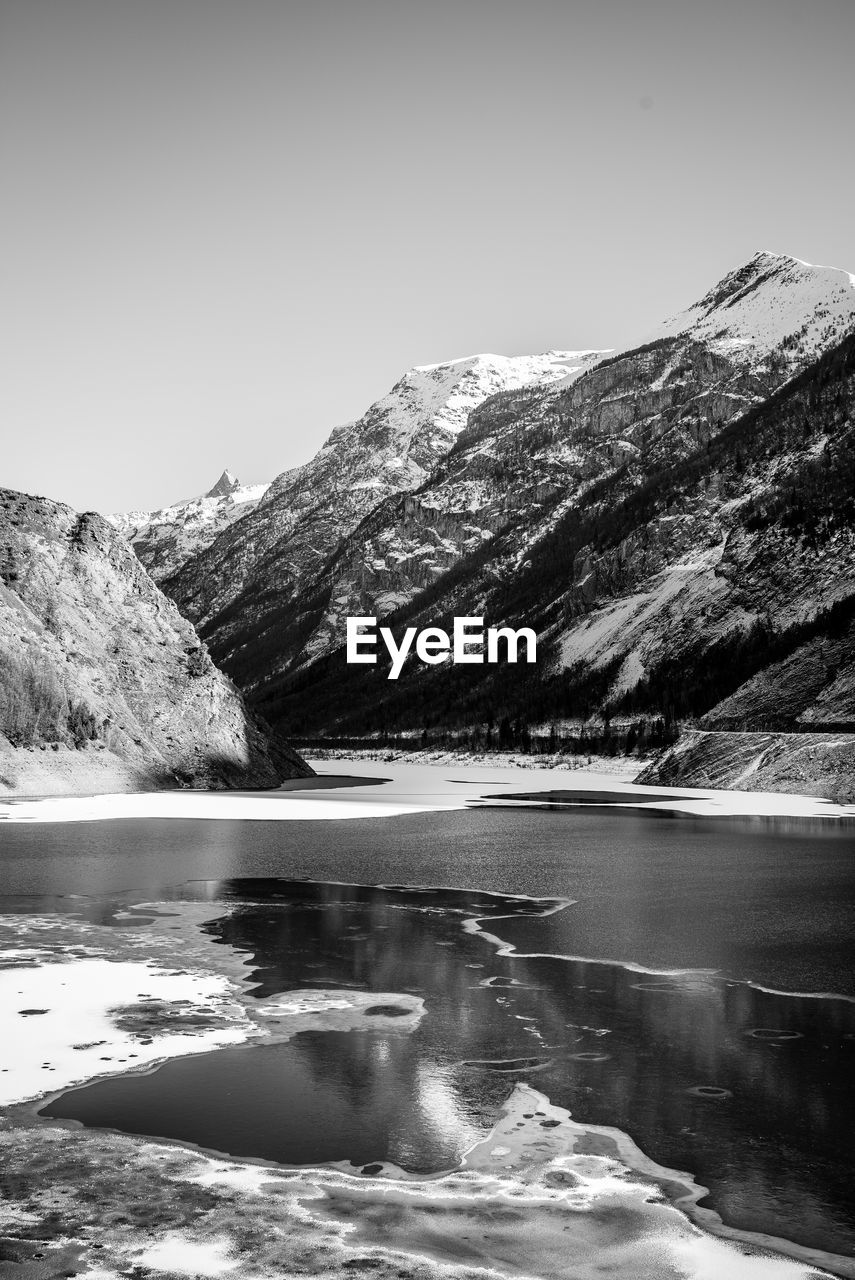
[[2, 763, 854, 1276]]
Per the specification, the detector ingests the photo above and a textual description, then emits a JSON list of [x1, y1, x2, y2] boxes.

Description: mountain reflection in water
[[43, 878, 855, 1259]]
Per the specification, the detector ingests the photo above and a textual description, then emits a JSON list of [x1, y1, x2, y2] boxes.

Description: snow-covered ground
[[1, 911, 844, 1277], [0, 957, 248, 1106], [0, 758, 850, 823], [5, 1080, 836, 1280], [0, 906, 427, 1108]]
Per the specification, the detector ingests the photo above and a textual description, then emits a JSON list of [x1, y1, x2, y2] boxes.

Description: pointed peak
[[696, 252, 799, 309], [697, 250, 852, 310], [206, 469, 240, 499], [646, 248, 855, 360], [749, 249, 797, 265]]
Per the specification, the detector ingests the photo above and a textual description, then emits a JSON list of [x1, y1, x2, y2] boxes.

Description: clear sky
[[3, 0, 853, 513]]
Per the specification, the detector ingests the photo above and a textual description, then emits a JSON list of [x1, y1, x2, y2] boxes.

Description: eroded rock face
[[0, 488, 310, 792], [697, 618, 855, 733]]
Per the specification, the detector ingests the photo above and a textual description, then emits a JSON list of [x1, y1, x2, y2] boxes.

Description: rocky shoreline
[[639, 729, 855, 804]]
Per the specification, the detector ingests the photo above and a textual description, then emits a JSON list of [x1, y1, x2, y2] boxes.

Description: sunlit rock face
[[0, 487, 311, 792]]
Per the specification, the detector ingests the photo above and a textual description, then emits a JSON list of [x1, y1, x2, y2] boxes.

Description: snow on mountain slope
[[650, 250, 855, 364], [107, 471, 270, 582], [261, 351, 601, 506], [165, 351, 601, 636]]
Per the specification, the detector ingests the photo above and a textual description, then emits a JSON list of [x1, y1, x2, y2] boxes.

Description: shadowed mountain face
[[0, 489, 311, 793]]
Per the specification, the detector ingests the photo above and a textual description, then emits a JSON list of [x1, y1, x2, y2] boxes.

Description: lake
[[2, 791, 855, 1271]]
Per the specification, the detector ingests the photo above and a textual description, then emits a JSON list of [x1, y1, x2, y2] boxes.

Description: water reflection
[[43, 878, 855, 1257]]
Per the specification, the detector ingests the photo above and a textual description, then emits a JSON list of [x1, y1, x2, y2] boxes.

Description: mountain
[[649, 251, 855, 355], [205, 469, 243, 498], [0, 487, 311, 794], [239, 254, 855, 803], [162, 351, 601, 676], [168, 252, 854, 719], [106, 471, 270, 583]]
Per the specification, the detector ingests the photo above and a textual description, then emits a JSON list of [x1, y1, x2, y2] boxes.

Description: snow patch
[[0, 759, 849, 825], [0, 958, 247, 1105]]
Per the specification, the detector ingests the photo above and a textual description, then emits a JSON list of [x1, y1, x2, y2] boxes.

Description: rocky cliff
[[0, 488, 310, 794], [638, 731, 855, 804]]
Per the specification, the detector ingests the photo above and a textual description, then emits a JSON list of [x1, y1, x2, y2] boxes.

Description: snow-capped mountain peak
[[206, 469, 241, 499], [106, 473, 271, 582], [651, 250, 855, 364], [263, 349, 606, 508], [160, 348, 608, 636]]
